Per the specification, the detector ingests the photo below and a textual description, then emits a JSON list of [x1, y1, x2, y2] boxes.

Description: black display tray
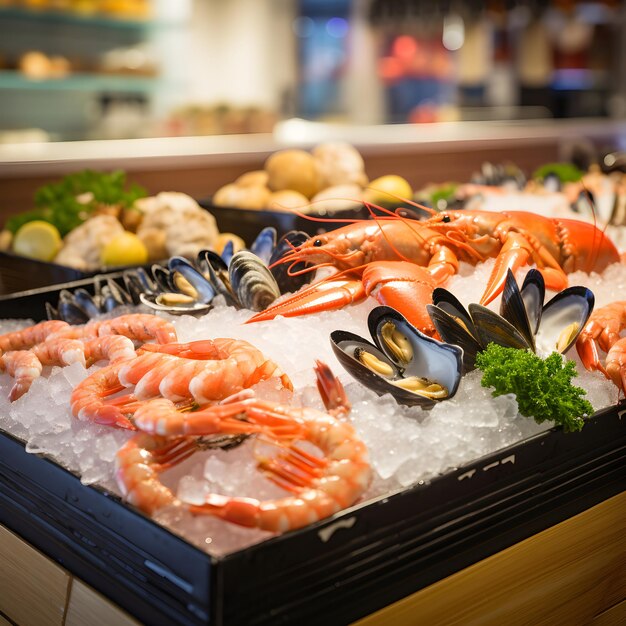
[[0, 271, 128, 322], [0, 249, 145, 296], [0, 281, 624, 625]]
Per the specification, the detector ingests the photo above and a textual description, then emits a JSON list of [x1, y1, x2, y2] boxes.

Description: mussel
[[46, 275, 133, 324], [427, 269, 594, 371], [129, 226, 312, 316], [330, 306, 463, 408]]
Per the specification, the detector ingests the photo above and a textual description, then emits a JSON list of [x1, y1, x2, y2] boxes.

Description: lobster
[[247, 209, 621, 335]]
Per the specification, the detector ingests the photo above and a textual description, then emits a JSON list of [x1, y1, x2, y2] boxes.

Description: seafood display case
[[0, 278, 624, 626]]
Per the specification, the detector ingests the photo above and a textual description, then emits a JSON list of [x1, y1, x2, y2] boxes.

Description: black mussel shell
[[56, 290, 90, 325], [330, 329, 408, 398], [229, 250, 280, 312], [332, 306, 463, 408], [520, 269, 544, 337], [151, 265, 175, 293], [72, 288, 102, 319], [251, 226, 277, 266], [468, 303, 532, 351], [123, 267, 158, 305], [196, 249, 237, 306], [168, 257, 216, 304], [500, 269, 535, 351], [432, 288, 478, 338], [426, 303, 482, 372]]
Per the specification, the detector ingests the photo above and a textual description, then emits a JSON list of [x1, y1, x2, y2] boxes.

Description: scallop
[[331, 306, 463, 408]]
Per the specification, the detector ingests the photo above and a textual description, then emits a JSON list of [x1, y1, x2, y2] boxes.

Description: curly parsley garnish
[[475, 343, 592, 432], [6, 170, 146, 237]]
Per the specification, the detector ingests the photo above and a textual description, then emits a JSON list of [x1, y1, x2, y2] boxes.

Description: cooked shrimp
[[121, 338, 292, 403], [70, 361, 138, 429], [96, 314, 177, 344], [82, 335, 137, 365], [32, 337, 87, 367], [0, 320, 70, 355], [116, 362, 372, 532], [0, 350, 43, 401], [115, 435, 189, 513], [188, 338, 293, 403]]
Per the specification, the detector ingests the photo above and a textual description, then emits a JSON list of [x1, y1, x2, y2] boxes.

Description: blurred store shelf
[[0, 69, 159, 93], [0, 6, 156, 29]]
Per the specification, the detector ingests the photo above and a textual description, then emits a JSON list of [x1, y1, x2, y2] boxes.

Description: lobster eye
[[442, 214, 451, 223], [313, 239, 323, 247]]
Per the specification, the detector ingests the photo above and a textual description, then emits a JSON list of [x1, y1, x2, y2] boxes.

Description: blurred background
[[0, 0, 624, 143]]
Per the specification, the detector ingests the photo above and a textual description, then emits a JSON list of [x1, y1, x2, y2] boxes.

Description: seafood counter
[[0, 206, 626, 623]]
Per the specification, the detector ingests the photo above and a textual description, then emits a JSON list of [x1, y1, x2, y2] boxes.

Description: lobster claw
[[480, 232, 569, 305], [361, 262, 437, 336], [247, 262, 437, 336], [246, 273, 366, 323]]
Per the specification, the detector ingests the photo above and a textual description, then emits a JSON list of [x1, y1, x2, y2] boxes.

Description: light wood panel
[[354, 492, 626, 626], [65, 579, 139, 626], [0, 525, 70, 626]]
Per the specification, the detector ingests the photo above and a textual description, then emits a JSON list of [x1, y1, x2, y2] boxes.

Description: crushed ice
[[0, 260, 622, 556]]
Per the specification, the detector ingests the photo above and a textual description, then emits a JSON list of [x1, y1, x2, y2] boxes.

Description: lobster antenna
[[579, 182, 603, 273]]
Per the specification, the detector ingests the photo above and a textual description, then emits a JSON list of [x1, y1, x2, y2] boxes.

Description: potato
[[236, 170, 269, 188], [311, 184, 364, 213], [312, 142, 368, 188], [266, 190, 310, 212], [264, 149, 321, 198], [213, 183, 270, 210]]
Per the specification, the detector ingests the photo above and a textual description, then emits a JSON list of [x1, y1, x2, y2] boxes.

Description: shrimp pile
[[0, 314, 176, 401], [70, 337, 292, 429], [115, 361, 372, 532], [0, 311, 371, 533]]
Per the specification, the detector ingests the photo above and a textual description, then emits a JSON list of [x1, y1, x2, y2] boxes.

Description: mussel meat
[[331, 306, 463, 408], [427, 269, 594, 371]]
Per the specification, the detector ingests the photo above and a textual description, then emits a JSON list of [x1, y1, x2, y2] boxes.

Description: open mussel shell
[[168, 257, 216, 304], [426, 303, 481, 373], [519, 269, 544, 337], [331, 306, 463, 408], [138, 292, 212, 315], [468, 303, 531, 352], [55, 289, 91, 324], [229, 250, 280, 312], [123, 267, 158, 305], [196, 249, 238, 306], [535, 286, 594, 356]]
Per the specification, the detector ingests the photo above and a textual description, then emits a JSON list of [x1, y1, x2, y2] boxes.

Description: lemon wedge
[[12, 220, 62, 262], [101, 231, 148, 267]]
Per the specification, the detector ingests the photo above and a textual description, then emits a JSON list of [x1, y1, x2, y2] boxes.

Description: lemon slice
[[12, 220, 62, 262], [101, 231, 149, 267]]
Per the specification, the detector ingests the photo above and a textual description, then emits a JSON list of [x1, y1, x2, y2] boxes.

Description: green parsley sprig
[[5, 170, 146, 237], [475, 343, 592, 432]]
